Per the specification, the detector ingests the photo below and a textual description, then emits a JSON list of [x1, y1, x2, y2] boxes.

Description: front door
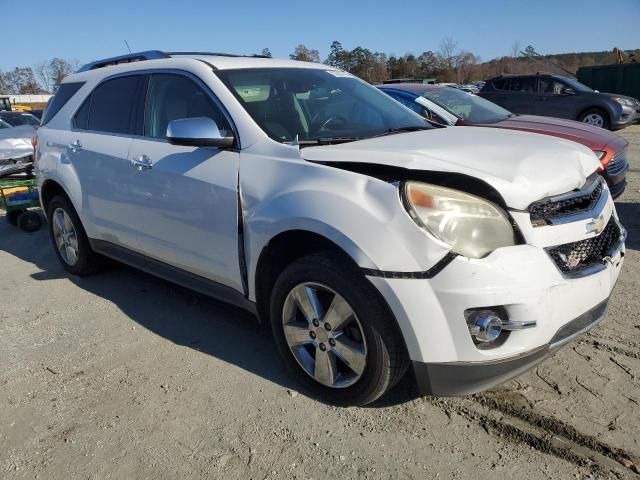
[[126, 72, 243, 291], [535, 77, 581, 119]]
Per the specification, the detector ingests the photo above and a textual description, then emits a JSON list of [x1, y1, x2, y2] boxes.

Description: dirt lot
[[1, 126, 639, 480]]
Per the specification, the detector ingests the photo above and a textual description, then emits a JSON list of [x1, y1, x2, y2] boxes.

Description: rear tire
[[578, 108, 610, 129], [270, 252, 409, 406], [47, 195, 99, 276]]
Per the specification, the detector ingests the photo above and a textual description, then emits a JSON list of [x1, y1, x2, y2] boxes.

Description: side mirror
[[561, 87, 576, 96], [166, 117, 234, 148]]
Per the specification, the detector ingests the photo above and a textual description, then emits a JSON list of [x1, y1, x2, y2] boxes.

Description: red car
[[378, 83, 628, 198]]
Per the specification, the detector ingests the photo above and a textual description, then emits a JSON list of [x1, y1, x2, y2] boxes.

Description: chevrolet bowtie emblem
[[586, 215, 606, 235]]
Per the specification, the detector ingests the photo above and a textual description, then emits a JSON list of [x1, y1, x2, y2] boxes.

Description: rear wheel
[[270, 252, 409, 406], [47, 195, 99, 276], [578, 108, 610, 129]]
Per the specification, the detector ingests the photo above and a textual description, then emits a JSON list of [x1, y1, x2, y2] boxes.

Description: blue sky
[[3, 0, 639, 71]]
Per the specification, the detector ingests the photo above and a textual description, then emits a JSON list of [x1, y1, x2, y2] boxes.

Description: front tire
[[578, 108, 610, 129], [270, 252, 409, 406], [47, 195, 99, 276]]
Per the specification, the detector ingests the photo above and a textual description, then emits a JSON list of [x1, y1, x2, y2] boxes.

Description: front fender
[[242, 157, 452, 302]]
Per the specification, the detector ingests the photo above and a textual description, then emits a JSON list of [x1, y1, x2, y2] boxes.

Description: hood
[[484, 115, 618, 150], [302, 126, 600, 210], [601, 92, 640, 104], [0, 125, 35, 161]]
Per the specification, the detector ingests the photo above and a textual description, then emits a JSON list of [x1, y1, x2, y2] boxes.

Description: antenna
[[124, 40, 132, 54]]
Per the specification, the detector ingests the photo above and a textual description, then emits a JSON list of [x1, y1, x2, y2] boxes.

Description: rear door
[[535, 77, 581, 119], [68, 74, 146, 250], [502, 76, 538, 114], [126, 72, 243, 291]]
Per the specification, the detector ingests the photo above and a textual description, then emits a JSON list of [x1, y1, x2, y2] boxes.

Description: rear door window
[[87, 75, 144, 135], [508, 77, 537, 93], [491, 78, 508, 90], [41, 82, 85, 125]]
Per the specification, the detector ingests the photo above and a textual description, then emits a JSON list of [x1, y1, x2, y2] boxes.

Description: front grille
[[529, 176, 603, 225], [606, 147, 629, 177], [546, 218, 621, 275]]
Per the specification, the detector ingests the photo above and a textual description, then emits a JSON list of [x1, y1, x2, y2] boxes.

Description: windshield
[[215, 68, 429, 143], [560, 77, 593, 93], [2, 113, 40, 127], [422, 87, 512, 124], [0, 98, 10, 111]]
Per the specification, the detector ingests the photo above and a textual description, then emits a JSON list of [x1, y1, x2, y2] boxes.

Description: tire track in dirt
[[426, 392, 640, 478]]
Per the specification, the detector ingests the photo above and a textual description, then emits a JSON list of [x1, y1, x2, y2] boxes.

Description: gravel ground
[[1, 125, 639, 479]]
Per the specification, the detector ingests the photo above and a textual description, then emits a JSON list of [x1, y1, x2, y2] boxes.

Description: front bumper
[[366, 196, 624, 395], [612, 105, 639, 129], [412, 300, 608, 396]]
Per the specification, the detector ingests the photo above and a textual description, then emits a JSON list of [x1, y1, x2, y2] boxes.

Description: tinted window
[[144, 74, 230, 139], [41, 82, 84, 125], [88, 75, 142, 135], [491, 78, 507, 90], [508, 77, 537, 92], [74, 96, 91, 129], [538, 78, 567, 95]]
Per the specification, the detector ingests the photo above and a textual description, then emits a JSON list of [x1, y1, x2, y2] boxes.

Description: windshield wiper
[[293, 137, 363, 147], [371, 125, 432, 138]]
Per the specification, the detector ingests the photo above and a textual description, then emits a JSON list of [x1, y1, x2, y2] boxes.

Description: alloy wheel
[[281, 282, 367, 388], [52, 208, 79, 266], [582, 113, 604, 127]]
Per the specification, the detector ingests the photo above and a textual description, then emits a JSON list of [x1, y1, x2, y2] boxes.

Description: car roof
[[377, 83, 445, 95]]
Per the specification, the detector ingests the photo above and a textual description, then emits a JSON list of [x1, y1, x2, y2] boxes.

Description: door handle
[[68, 140, 82, 151], [131, 154, 153, 171]]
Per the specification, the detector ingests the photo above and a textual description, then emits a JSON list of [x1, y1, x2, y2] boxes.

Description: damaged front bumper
[[411, 299, 608, 396]]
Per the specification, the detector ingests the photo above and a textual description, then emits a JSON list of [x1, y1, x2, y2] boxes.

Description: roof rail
[[166, 51, 271, 59], [77, 50, 169, 72]]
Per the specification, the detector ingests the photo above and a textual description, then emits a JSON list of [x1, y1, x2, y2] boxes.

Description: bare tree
[[509, 41, 521, 73], [35, 58, 75, 93], [260, 48, 272, 58], [289, 45, 320, 63], [4, 67, 43, 94]]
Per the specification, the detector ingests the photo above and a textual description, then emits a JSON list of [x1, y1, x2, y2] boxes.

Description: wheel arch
[[577, 105, 612, 125], [40, 179, 72, 216], [252, 228, 411, 361]]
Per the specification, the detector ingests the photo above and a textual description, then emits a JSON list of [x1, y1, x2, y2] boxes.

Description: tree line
[[2, 43, 638, 94], [0, 58, 77, 95]]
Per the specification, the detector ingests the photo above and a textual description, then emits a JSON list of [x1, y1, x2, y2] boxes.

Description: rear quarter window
[[41, 82, 85, 125]]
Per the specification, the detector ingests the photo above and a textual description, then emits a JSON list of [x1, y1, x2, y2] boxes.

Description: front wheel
[[270, 252, 409, 406], [578, 108, 610, 129]]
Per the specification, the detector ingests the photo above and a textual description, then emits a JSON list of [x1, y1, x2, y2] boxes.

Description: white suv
[[35, 51, 626, 405]]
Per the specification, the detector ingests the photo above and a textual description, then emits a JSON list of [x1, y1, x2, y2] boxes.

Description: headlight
[[403, 182, 516, 258], [613, 97, 633, 107]]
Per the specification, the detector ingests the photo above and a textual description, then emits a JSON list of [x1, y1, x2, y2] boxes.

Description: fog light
[[466, 310, 503, 343]]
